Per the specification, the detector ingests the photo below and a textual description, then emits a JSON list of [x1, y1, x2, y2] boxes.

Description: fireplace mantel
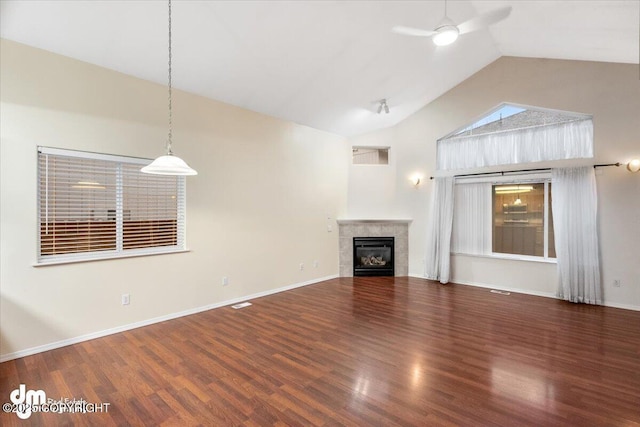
[[337, 219, 410, 277], [336, 219, 412, 224]]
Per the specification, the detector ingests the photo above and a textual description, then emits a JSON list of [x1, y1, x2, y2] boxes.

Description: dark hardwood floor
[[1, 277, 639, 426]]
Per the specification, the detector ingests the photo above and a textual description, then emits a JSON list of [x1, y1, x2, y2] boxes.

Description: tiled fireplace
[[337, 219, 411, 277]]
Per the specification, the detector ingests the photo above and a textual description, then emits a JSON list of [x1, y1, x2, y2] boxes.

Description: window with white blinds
[[38, 147, 186, 264]]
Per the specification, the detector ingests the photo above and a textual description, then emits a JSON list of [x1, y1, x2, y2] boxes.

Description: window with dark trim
[[492, 182, 555, 259]]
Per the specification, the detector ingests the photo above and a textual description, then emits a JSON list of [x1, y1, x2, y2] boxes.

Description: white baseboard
[[452, 279, 557, 299], [408, 274, 640, 312], [0, 274, 338, 363], [600, 301, 640, 312]]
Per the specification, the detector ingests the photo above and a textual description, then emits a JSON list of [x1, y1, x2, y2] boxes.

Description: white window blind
[[38, 147, 186, 264]]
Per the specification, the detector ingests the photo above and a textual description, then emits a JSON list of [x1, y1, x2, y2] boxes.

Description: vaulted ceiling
[[1, 1, 638, 136]]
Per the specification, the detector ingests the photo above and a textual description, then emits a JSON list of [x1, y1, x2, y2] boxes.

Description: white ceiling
[[1, 1, 638, 137]]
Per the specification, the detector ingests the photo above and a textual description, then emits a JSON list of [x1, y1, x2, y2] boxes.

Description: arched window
[[443, 104, 593, 261], [437, 103, 593, 171]]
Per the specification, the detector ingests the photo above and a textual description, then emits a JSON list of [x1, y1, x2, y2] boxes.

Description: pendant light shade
[[141, 154, 197, 175], [142, 0, 197, 176]]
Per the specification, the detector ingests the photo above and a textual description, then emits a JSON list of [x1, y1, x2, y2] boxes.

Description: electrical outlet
[[299, 263, 304, 271], [121, 293, 130, 305], [327, 224, 333, 232], [222, 276, 229, 286], [314, 260, 319, 268], [613, 279, 621, 288]]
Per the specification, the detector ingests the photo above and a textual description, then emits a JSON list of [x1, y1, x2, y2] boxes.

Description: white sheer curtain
[[425, 177, 454, 283], [451, 182, 492, 255], [552, 167, 602, 304], [437, 119, 593, 170]]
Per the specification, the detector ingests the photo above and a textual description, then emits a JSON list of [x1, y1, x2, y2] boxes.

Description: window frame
[[36, 146, 188, 266], [451, 173, 557, 264], [491, 179, 555, 262]]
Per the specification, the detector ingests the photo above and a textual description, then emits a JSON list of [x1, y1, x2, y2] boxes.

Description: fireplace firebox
[[353, 237, 394, 277]]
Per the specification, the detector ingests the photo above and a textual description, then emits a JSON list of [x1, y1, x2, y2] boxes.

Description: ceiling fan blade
[[457, 6, 512, 35], [391, 25, 436, 38]]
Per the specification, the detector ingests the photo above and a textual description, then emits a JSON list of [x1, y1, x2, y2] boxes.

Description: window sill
[[33, 249, 191, 267], [451, 252, 557, 264]]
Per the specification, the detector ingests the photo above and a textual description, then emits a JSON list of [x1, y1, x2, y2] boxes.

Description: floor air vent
[[231, 302, 252, 309]]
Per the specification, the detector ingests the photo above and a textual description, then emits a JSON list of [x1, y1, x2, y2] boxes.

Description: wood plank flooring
[[1, 277, 639, 426]]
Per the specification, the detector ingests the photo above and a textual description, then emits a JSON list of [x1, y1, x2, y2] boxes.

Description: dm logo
[[10, 384, 46, 420]]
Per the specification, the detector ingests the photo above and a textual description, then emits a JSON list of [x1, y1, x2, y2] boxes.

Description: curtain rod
[[429, 163, 620, 180]]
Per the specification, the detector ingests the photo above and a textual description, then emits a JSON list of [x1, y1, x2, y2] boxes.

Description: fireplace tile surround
[[337, 219, 411, 277]]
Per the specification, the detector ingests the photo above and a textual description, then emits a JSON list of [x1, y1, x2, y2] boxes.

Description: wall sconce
[[410, 175, 422, 187], [627, 159, 640, 173]]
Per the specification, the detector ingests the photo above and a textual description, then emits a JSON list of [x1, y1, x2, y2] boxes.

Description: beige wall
[[347, 57, 640, 310], [0, 39, 349, 359], [2, 41, 639, 361]]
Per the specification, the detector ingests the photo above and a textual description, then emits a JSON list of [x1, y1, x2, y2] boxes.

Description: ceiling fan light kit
[[392, 1, 511, 48], [433, 22, 459, 46]]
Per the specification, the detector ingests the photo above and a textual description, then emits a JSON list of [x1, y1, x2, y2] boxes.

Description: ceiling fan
[[392, 0, 512, 47]]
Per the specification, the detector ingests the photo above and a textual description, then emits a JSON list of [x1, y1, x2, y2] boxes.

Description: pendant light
[[142, 0, 197, 176], [513, 185, 522, 205]]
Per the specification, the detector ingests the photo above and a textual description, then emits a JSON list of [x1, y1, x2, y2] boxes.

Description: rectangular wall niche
[[337, 219, 410, 277], [352, 147, 389, 165]]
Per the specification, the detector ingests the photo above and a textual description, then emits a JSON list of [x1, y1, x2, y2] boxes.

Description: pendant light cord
[[167, 0, 173, 155], [141, 0, 197, 175]]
